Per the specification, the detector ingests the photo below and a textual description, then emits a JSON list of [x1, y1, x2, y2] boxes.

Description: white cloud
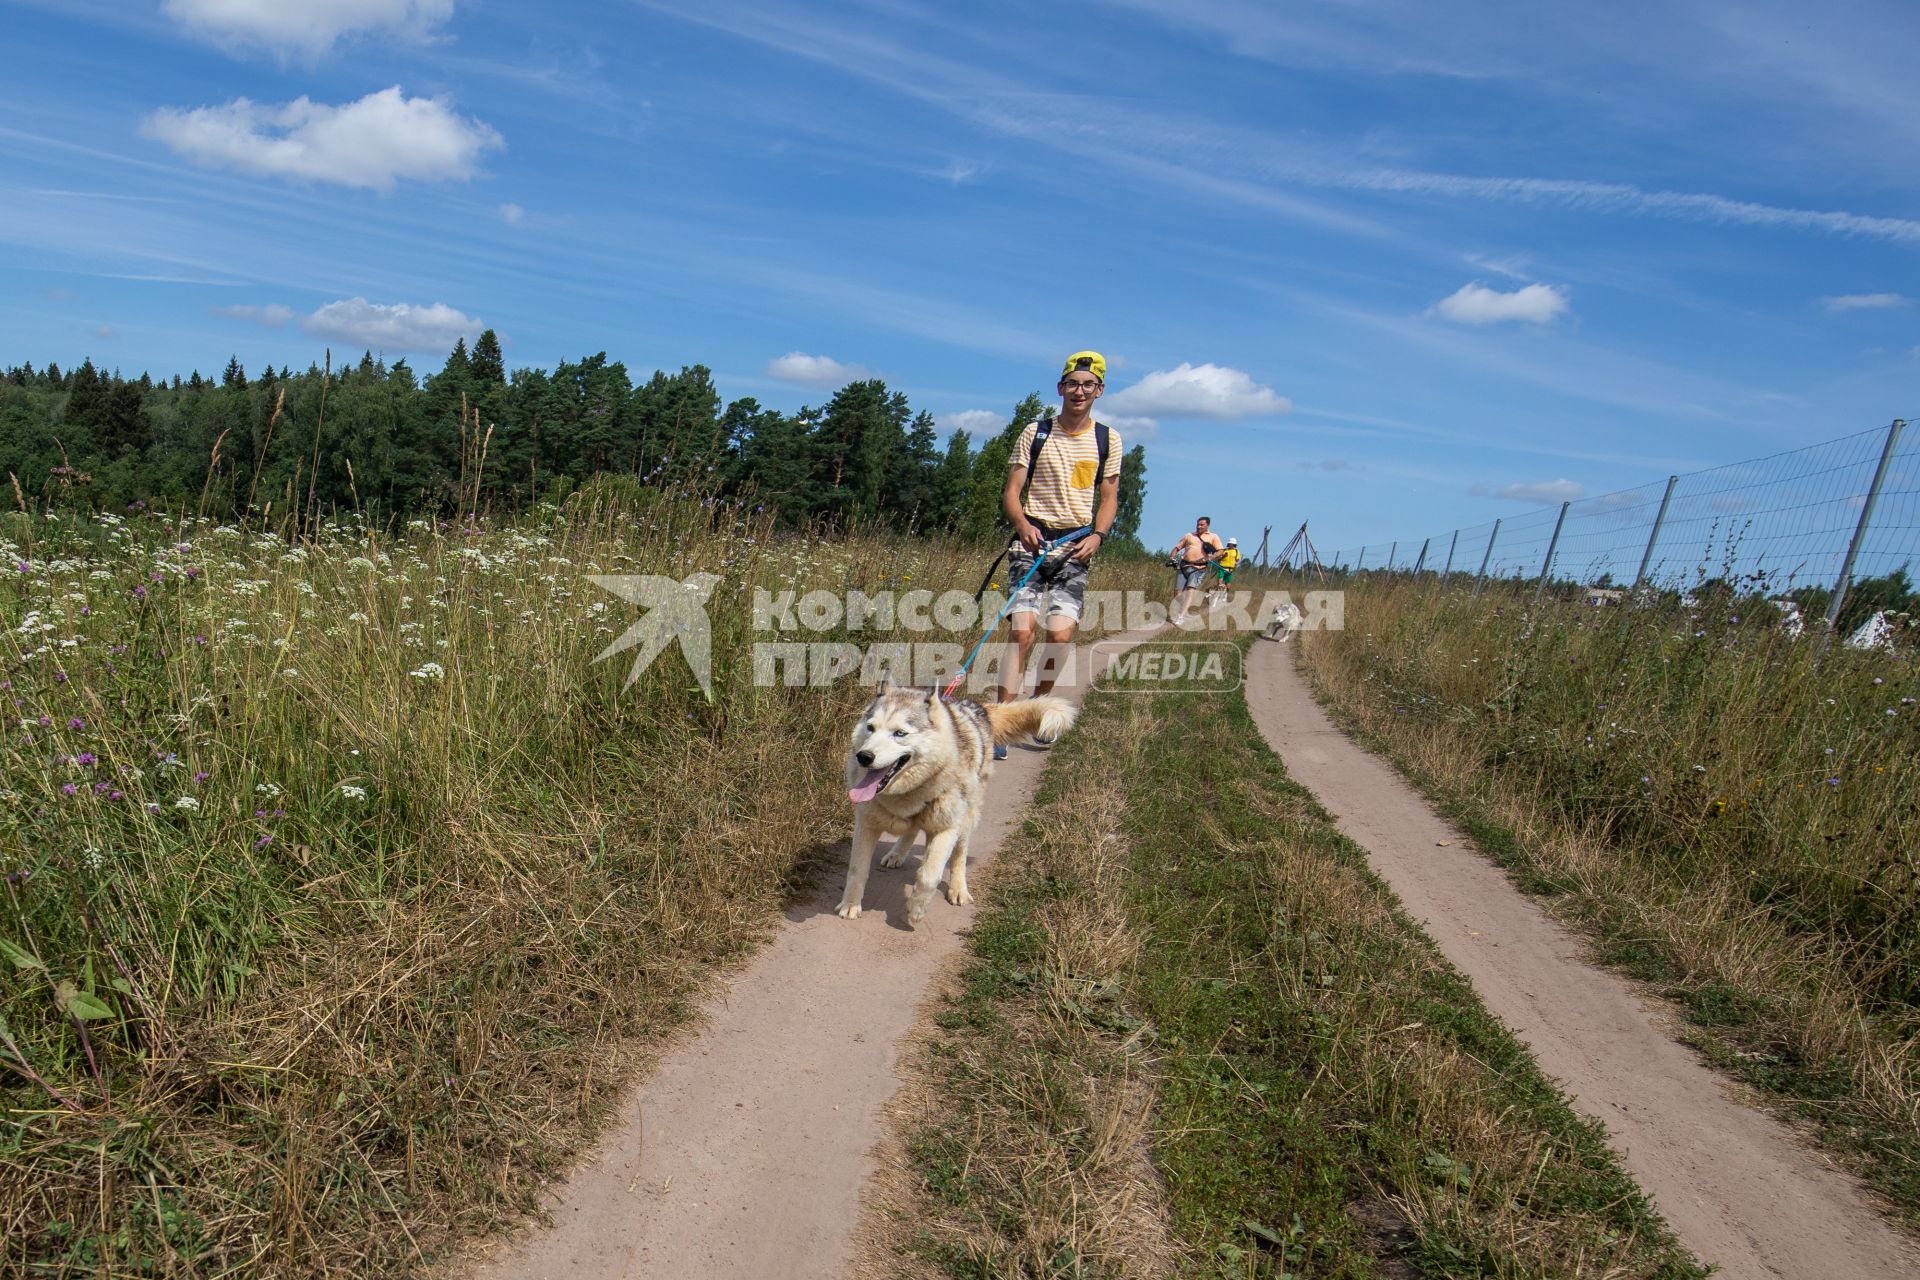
[[766, 352, 871, 386], [302, 298, 479, 352], [1099, 413, 1159, 440], [1101, 362, 1290, 419], [499, 202, 526, 226], [141, 87, 502, 191], [1430, 282, 1569, 326], [214, 303, 294, 327], [1470, 479, 1585, 504], [937, 409, 1003, 437], [162, 0, 454, 57], [1821, 292, 1908, 311], [90, 324, 118, 340], [1296, 458, 1352, 471]]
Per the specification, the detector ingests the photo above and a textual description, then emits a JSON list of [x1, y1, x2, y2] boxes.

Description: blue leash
[[943, 526, 1090, 700]]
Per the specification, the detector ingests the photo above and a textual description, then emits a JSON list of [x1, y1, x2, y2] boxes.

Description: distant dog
[[1265, 600, 1304, 642], [837, 680, 1075, 927]]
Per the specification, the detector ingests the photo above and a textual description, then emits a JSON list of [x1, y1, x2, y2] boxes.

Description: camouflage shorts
[[1006, 544, 1089, 623]]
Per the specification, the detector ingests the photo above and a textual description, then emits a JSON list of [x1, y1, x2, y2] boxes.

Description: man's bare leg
[[1032, 619, 1076, 696]]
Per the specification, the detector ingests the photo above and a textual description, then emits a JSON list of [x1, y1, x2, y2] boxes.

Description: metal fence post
[[1412, 537, 1430, 575], [1633, 475, 1679, 590], [1535, 501, 1571, 605], [1357, 545, 1365, 570], [1471, 519, 1501, 599], [1823, 418, 1907, 641], [1443, 529, 1458, 578], [1388, 541, 1397, 572]]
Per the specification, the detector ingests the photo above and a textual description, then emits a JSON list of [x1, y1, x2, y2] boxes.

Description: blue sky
[[2, 0, 1916, 555]]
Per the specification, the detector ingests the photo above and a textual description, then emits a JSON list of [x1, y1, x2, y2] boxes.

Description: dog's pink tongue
[[848, 769, 888, 803]]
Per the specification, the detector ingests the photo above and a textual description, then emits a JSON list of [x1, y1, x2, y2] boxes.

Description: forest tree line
[[0, 330, 1150, 549]]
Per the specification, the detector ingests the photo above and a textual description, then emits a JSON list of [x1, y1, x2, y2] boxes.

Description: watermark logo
[[590, 580, 1340, 694], [1094, 640, 1243, 693], [589, 573, 720, 694]]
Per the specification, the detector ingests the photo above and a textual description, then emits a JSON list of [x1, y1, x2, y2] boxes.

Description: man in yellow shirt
[[997, 351, 1123, 749]]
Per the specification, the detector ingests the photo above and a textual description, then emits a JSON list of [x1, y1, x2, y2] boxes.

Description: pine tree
[[470, 329, 506, 385], [222, 356, 247, 389]]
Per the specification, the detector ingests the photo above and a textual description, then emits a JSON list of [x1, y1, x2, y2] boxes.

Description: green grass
[[883, 640, 1705, 1279], [1296, 575, 1920, 1231]]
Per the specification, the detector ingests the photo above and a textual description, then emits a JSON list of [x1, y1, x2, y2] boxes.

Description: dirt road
[[1244, 637, 1917, 1280], [458, 627, 1162, 1280], [459, 628, 1915, 1280]]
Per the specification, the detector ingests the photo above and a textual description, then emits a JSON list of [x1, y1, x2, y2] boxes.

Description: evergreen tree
[[222, 356, 246, 389], [470, 329, 506, 385], [1113, 443, 1148, 545]]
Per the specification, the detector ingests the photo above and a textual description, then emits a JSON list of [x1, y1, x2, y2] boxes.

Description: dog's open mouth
[[848, 755, 909, 803]]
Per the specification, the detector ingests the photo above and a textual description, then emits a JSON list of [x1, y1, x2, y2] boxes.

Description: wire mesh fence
[[1300, 419, 1916, 614]]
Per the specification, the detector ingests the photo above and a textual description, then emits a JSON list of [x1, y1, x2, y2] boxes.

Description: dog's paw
[[878, 845, 907, 869], [905, 887, 932, 927], [945, 884, 973, 906], [834, 900, 862, 920]]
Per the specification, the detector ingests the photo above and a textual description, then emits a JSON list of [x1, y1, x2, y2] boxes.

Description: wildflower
[[410, 662, 446, 680], [76, 752, 96, 766], [255, 781, 282, 798], [67, 717, 85, 730], [1827, 777, 1841, 787], [338, 783, 368, 800], [1692, 764, 1706, 773], [174, 796, 200, 810], [62, 783, 78, 796], [255, 834, 273, 848], [194, 770, 210, 784]]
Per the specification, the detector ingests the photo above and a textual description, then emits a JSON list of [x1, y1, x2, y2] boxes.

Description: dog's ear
[[876, 675, 894, 695], [925, 688, 937, 708]]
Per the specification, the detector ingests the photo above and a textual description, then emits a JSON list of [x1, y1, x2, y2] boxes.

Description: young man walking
[[996, 350, 1123, 756], [1169, 516, 1222, 625]]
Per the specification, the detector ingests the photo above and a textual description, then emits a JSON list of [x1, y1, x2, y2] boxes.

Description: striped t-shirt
[[1008, 419, 1123, 530]]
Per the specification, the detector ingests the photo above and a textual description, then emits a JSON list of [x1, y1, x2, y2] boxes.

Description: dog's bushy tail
[[984, 696, 1077, 746]]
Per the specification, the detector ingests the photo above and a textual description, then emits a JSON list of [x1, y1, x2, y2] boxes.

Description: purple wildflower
[[61, 783, 77, 796], [255, 834, 273, 848]]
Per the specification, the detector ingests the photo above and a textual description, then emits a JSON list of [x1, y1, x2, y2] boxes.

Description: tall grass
[[1297, 574, 1920, 1223], [0, 488, 1165, 1276]]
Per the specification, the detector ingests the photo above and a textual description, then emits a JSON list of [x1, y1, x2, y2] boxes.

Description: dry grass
[[862, 650, 1704, 1279], [1294, 574, 1920, 1228], [0, 487, 1168, 1277]]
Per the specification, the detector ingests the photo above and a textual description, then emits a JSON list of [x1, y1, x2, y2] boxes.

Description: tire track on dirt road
[[457, 626, 1163, 1280], [1245, 637, 1917, 1280]]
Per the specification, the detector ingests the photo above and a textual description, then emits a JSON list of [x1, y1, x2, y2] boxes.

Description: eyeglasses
[[1059, 380, 1101, 394]]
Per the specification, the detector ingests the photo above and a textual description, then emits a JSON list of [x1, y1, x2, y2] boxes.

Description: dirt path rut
[[1245, 637, 1917, 1280], [459, 628, 1161, 1280]]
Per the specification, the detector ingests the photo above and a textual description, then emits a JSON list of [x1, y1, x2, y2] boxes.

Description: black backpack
[[1019, 415, 1111, 529]]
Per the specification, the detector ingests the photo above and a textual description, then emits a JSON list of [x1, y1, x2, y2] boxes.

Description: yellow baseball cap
[[1060, 350, 1106, 382]]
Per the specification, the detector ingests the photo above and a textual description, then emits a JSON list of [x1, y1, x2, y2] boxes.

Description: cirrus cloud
[[1101, 362, 1290, 420], [302, 298, 480, 351], [141, 87, 502, 191], [1821, 292, 1909, 311], [1430, 282, 1569, 326], [766, 352, 872, 387], [162, 0, 454, 57], [1470, 478, 1585, 504]]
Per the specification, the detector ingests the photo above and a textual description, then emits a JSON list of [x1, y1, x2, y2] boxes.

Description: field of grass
[[866, 639, 1704, 1279], [0, 489, 1166, 1277], [1294, 573, 1920, 1228]]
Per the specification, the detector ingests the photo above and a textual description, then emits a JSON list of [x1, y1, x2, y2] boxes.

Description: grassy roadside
[[1292, 578, 1920, 1232], [0, 491, 1168, 1277], [866, 640, 1704, 1279]]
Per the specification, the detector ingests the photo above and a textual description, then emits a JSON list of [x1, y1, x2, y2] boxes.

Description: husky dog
[[837, 680, 1076, 926], [1266, 600, 1304, 642]]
